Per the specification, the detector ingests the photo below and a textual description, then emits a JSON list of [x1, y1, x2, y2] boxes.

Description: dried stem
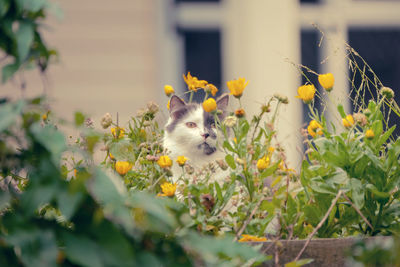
[[234, 196, 270, 241], [294, 190, 342, 261], [342, 193, 373, 230]]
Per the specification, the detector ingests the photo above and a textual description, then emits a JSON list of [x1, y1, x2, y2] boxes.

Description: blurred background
[[1, 0, 400, 167]]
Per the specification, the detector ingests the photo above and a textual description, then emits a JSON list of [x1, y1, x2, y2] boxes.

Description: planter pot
[[260, 236, 386, 267]]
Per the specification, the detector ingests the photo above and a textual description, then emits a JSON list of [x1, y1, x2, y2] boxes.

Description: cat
[[163, 94, 229, 183]]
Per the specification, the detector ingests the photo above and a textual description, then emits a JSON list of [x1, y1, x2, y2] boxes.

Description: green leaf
[[285, 258, 314, 267], [260, 161, 280, 178], [0, 100, 24, 131], [16, 21, 34, 61], [0, 0, 10, 17], [109, 140, 135, 162], [225, 154, 236, 170], [19, 0, 47, 12], [74, 111, 85, 126], [30, 123, 66, 164], [337, 104, 346, 118], [62, 232, 104, 267], [349, 178, 364, 209], [366, 184, 390, 200], [57, 190, 84, 221], [223, 140, 236, 153], [2, 62, 20, 83]]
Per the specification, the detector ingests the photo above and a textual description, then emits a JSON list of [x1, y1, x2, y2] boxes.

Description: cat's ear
[[216, 93, 229, 111], [169, 95, 186, 113], [169, 95, 187, 120]]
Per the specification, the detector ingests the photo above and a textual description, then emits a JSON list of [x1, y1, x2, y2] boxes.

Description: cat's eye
[[210, 123, 216, 128], [186, 122, 197, 128]]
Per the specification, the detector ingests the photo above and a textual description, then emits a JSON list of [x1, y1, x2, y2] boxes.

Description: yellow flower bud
[[365, 129, 375, 139], [176, 156, 188, 166], [111, 127, 125, 138], [202, 98, 217, 113], [115, 161, 132, 175], [227, 78, 248, 98], [296, 84, 316, 104], [157, 155, 173, 169], [205, 84, 218, 96], [342, 115, 355, 128], [257, 156, 269, 171], [307, 120, 323, 138], [157, 182, 177, 197], [164, 85, 175, 96], [318, 73, 334, 91]]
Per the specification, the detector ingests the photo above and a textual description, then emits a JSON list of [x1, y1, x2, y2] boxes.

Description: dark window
[[348, 28, 400, 137], [301, 29, 321, 124], [179, 29, 222, 102], [300, 0, 320, 4]]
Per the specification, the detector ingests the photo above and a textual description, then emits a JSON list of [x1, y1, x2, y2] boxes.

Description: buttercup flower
[[157, 155, 173, 169], [366, 129, 375, 139], [342, 114, 355, 128], [307, 120, 323, 138], [176, 156, 188, 166], [205, 84, 218, 96], [101, 113, 112, 129], [257, 156, 269, 171], [234, 108, 245, 118], [238, 234, 267, 242], [158, 182, 177, 197], [318, 73, 335, 91], [223, 116, 238, 128], [296, 84, 316, 104], [115, 161, 132, 175], [203, 98, 217, 112], [227, 78, 249, 98], [111, 127, 125, 138], [164, 85, 175, 96], [183, 72, 208, 91]]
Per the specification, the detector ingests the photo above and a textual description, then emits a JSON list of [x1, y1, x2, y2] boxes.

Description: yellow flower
[[238, 234, 267, 242], [318, 73, 335, 91], [157, 155, 173, 169], [73, 169, 77, 177], [296, 84, 316, 104], [164, 85, 175, 96], [167, 99, 170, 110], [268, 147, 275, 154], [227, 78, 249, 98], [176, 156, 188, 166], [202, 98, 217, 112], [233, 137, 237, 144], [257, 156, 269, 171], [183, 72, 208, 91], [205, 84, 218, 96], [115, 161, 132, 175], [158, 182, 177, 197], [366, 129, 375, 139], [307, 120, 323, 138], [234, 108, 245, 118], [109, 153, 115, 160], [42, 113, 47, 121], [111, 127, 125, 138], [342, 114, 355, 128]]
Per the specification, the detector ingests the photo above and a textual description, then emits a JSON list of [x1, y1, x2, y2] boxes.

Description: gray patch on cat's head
[[166, 96, 198, 133]]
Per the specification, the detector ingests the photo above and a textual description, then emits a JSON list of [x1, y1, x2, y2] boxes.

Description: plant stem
[[294, 190, 342, 262]]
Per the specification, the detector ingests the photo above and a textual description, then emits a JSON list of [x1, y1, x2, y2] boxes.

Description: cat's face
[[165, 94, 229, 156]]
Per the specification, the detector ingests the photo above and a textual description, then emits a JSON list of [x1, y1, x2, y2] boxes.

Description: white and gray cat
[[163, 94, 229, 182]]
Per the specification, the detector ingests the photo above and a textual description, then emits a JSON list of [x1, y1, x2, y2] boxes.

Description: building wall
[[1, 0, 162, 126]]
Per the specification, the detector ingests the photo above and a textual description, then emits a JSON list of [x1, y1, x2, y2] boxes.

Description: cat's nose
[[201, 133, 210, 139]]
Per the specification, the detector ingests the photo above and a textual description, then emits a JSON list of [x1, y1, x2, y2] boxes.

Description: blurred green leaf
[[349, 178, 364, 209], [16, 21, 34, 61], [225, 154, 236, 170], [74, 111, 85, 126], [1, 62, 19, 83], [0, 100, 24, 131], [62, 232, 104, 267]]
